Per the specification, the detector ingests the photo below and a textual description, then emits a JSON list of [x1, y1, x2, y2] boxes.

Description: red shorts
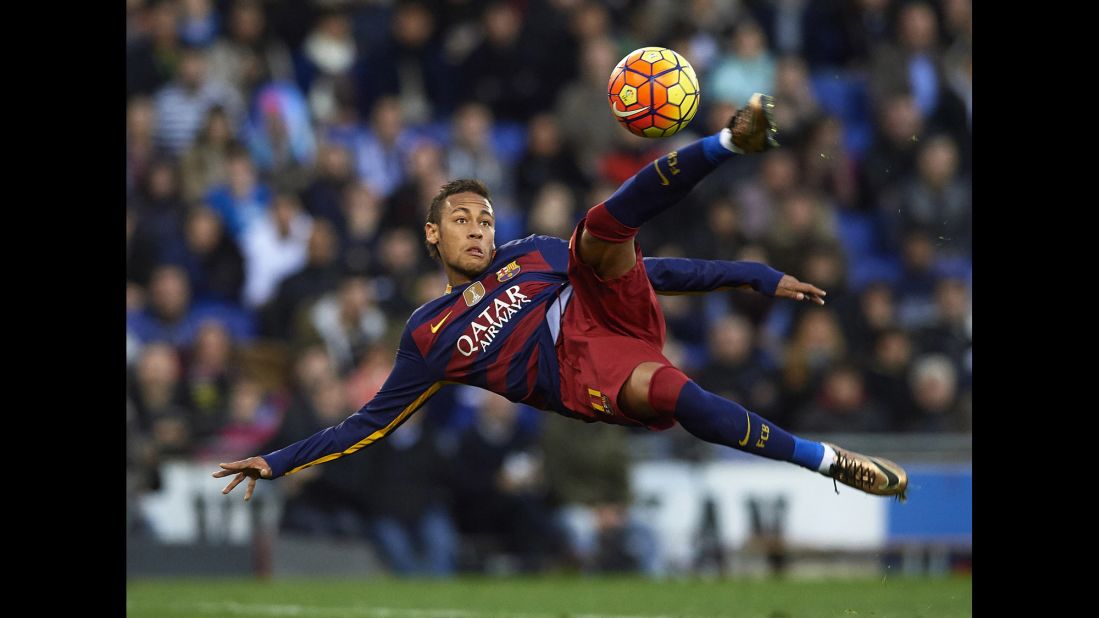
[[556, 218, 676, 430]]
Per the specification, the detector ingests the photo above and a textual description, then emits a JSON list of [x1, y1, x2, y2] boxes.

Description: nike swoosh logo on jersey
[[430, 311, 453, 333], [738, 412, 751, 446], [612, 102, 650, 118]]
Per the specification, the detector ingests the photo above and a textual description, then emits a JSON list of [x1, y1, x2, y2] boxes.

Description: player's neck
[[442, 263, 476, 291]]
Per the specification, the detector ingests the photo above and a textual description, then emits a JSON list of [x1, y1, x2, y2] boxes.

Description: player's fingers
[[244, 476, 257, 502], [223, 472, 246, 495], [212, 463, 242, 478], [804, 284, 827, 297]]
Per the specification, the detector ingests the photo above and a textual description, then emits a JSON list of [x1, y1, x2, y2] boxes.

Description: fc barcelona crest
[[463, 281, 486, 306], [496, 260, 521, 282]]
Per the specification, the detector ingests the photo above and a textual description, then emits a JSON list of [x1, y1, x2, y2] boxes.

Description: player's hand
[[212, 456, 272, 501], [775, 274, 826, 305]]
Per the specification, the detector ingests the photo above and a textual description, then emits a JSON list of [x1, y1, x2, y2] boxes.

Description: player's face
[[426, 192, 496, 283]]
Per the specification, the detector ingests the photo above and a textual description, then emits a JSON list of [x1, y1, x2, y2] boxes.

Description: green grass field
[[126, 576, 971, 617]]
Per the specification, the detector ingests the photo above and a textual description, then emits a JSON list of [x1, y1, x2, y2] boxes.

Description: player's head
[[424, 179, 496, 282]]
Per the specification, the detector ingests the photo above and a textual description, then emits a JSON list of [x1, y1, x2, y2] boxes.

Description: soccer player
[[215, 94, 908, 503]]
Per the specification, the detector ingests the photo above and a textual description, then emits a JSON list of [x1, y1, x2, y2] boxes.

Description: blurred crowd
[[126, 0, 971, 574]]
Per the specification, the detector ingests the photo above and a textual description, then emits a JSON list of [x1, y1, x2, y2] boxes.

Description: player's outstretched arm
[[213, 456, 272, 501], [644, 257, 825, 304], [211, 329, 440, 500]]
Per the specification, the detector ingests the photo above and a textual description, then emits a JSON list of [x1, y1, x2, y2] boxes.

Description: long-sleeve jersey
[[263, 131, 785, 478]]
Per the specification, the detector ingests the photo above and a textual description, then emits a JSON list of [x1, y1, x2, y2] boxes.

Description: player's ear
[[425, 222, 439, 246]]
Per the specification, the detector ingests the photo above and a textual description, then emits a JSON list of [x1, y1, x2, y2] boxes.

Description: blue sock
[[674, 381, 824, 471], [601, 133, 735, 229]]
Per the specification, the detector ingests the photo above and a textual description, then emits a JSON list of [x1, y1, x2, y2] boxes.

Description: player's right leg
[[619, 362, 909, 500], [578, 94, 777, 280]]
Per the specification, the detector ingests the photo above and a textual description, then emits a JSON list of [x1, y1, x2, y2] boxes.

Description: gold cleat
[[823, 442, 909, 502], [728, 92, 779, 153]]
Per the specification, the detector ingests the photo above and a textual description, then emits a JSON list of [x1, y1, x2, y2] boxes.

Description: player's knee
[[647, 365, 690, 414]]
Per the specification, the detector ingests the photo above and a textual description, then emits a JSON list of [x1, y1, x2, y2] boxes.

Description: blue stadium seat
[[491, 122, 528, 165], [835, 210, 879, 261], [848, 256, 904, 292], [810, 72, 875, 159]]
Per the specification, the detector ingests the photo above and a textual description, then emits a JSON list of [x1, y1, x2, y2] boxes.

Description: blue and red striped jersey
[[262, 233, 784, 478]]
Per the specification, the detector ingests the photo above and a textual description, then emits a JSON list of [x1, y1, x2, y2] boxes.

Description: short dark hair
[[425, 179, 491, 261]]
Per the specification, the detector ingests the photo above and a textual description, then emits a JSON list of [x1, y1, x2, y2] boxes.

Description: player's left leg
[[619, 362, 909, 500], [578, 94, 777, 280]]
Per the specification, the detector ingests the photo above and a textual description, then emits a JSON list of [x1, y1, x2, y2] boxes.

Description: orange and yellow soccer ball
[[608, 46, 700, 138]]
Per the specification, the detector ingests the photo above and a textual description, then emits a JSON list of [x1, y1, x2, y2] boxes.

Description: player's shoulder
[[497, 234, 568, 254], [407, 293, 454, 331]]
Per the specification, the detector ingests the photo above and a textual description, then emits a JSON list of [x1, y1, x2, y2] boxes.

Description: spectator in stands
[[894, 230, 942, 330], [154, 44, 244, 155], [460, 2, 548, 121], [204, 143, 272, 242], [245, 83, 316, 193], [763, 190, 838, 276], [301, 276, 387, 374], [359, 412, 458, 576], [451, 394, 564, 572], [860, 94, 924, 211], [127, 96, 160, 196], [180, 106, 236, 203], [908, 354, 970, 432], [770, 55, 821, 148], [781, 307, 847, 419], [127, 265, 201, 348], [447, 103, 512, 207], [839, 281, 897, 363], [299, 9, 358, 123], [515, 114, 588, 209], [175, 205, 245, 306], [526, 182, 578, 240], [302, 141, 355, 228], [869, 1, 968, 141], [128, 158, 187, 288], [242, 192, 313, 309], [207, 0, 294, 101], [178, 0, 219, 48], [801, 115, 859, 210], [184, 319, 237, 442], [278, 373, 374, 540], [734, 149, 801, 242], [883, 134, 971, 258], [129, 342, 193, 456], [795, 362, 889, 433], [338, 184, 384, 276], [386, 139, 449, 232], [127, 0, 182, 97], [541, 410, 658, 574], [863, 327, 916, 430], [261, 219, 342, 341], [555, 37, 623, 170], [372, 227, 429, 316], [697, 314, 783, 425], [357, 0, 455, 123], [915, 277, 971, 380], [354, 96, 414, 199], [709, 19, 775, 109], [198, 376, 280, 461]]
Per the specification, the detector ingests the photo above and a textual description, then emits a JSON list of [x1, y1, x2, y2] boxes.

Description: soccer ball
[[607, 46, 700, 138]]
